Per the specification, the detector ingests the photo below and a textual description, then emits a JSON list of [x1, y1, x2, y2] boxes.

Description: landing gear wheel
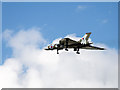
[[65, 48, 68, 51], [76, 48, 80, 54], [76, 51, 80, 54]]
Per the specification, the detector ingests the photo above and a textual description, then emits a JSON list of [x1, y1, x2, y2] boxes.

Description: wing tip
[[103, 48, 106, 50], [100, 48, 106, 50]]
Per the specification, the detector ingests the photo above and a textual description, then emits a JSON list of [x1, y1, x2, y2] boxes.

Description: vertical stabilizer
[[83, 32, 91, 41], [80, 32, 91, 44]]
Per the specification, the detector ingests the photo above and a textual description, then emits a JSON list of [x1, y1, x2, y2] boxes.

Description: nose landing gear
[[57, 49, 59, 54]]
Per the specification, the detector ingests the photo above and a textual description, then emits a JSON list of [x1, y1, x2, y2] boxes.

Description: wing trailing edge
[[81, 45, 105, 50]]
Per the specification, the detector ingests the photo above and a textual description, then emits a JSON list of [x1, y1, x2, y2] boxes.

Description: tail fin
[[82, 32, 91, 41], [80, 32, 91, 44]]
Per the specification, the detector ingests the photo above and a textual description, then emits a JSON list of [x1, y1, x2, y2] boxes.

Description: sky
[[0, 2, 118, 88], [2, 2, 118, 61]]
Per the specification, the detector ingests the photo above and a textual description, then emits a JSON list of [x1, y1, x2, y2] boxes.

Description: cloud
[[76, 5, 87, 12], [0, 28, 118, 88], [77, 5, 86, 9], [102, 19, 108, 24]]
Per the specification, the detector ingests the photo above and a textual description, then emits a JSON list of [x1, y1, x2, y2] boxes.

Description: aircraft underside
[[56, 44, 91, 54]]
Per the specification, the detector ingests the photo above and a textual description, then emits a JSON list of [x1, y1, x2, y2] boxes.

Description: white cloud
[[0, 28, 118, 88], [77, 5, 86, 9], [76, 5, 87, 12], [102, 19, 108, 24]]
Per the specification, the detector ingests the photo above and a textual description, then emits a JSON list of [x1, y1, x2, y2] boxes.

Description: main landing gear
[[76, 48, 80, 54], [57, 48, 80, 54], [65, 48, 68, 51], [76, 51, 80, 54]]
